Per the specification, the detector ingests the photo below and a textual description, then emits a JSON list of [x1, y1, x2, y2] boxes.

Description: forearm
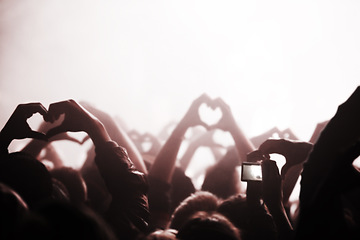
[[267, 203, 294, 240], [113, 125, 148, 174], [229, 124, 255, 163], [178, 144, 197, 171], [297, 147, 346, 238], [94, 140, 150, 236], [282, 164, 303, 204], [149, 122, 188, 183]]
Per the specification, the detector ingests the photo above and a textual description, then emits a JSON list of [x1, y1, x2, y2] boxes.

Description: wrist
[[172, 121, 188, 138], [87, 120, 111, 147]]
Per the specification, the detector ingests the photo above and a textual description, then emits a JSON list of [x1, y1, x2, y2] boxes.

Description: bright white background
[[0, 1, 359, 171]]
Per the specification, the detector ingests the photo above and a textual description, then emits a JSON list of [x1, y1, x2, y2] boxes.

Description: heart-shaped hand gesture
[[45, 100, 105, 142], [35, 115, 89, 145], [208, 97, 238, 132], [180, 93, 214, 130], [181, 94, 237, 133], [0, 103, 49, 146]]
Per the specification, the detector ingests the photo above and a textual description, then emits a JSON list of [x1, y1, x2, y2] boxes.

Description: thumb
[[199, 122, 210, 131], [49, 133, 82, 144], [81, 135, 90, 144], [28, 130, 48, 142], [46, 126, 67, 139]]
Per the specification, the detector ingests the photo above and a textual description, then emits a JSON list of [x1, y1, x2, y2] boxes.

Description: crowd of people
[[0, 87, 359, 239]]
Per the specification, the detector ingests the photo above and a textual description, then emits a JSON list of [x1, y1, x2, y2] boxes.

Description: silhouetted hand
[[210, 97, 237, 132], [246, 149, 268, 163], [259, 139, 313, 178], [261, 159, 294, 239], [37, 119, 86, 144], [0, 103, 49, 146], [179, 93, 213, 130], [261, 159, 282, 207], [46, 100, 110, 146]]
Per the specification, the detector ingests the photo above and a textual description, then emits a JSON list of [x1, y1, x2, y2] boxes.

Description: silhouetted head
[[169, 191, 220, 230], [16, 200, 117, 240], [217, 194, 277, 240], [0, 182, 28, 239], [0, 152, 53, 208], [51, 167, 88, 206], [145, 229, 178, 240], [176, 211, 240, 240]]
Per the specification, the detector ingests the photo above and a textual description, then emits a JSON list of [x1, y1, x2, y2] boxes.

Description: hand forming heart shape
[[198, 103, 223, 127], [8, 100, 92, 145], [190, 95, 232, 132]]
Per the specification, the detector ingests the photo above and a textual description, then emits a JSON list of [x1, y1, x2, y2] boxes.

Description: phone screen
[[241, 163, 262, 181]]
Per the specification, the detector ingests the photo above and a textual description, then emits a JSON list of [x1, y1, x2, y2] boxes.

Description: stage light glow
[[1, 0, 360, 171]]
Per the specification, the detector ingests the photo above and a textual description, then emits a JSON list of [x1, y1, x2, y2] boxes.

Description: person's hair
[[176, 211, 240, 240], [145, 229, 178, 240], [0, 152, 53, 208], [0, 182, 28, 239], [50, 167, 87, 205], [217, 194, 277, 240], [201, 147, 240, 199], [169, 191, 220, 230], [16, 200, 117, 240]]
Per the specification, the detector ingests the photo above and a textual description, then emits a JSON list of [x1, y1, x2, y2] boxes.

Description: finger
[[213, 143, 225, 148], [259, 139, 284, 155], [33, 103, 48, 117], [46, 126, 67, 139], [47, 100, 73, 120], [81, 135, 90, 144], [20, 102, 48, 119], [199, 122, 210, 131], [26, 102, 47, 116], [262, 160, 280, 181], [49, 133, 82, 144], [43, 113, 53, 123], [247, 150, 265, 162], [194, 93, 212, 107], [208, 124, 218, 131], [280, 163, 291, 179], [213, 97, 229, 109], [28, 130, 49, 141]]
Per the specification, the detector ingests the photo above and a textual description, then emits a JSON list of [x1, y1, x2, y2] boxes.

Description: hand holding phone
[[241, 162, 262, 182]]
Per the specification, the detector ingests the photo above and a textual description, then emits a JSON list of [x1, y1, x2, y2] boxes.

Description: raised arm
[[178, 129, 225, 171], [149, 93, 212, 183], [0, 102, 48, 156], [296, 86, 360, 239], [261, 159, 294, 240], [211, 97, 255, 164], [80, 101, 148, 174], [259, 139, 313, 205], [46, 99, 149, 239]]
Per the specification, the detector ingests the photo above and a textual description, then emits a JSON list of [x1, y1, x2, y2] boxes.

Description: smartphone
[[241, 162, 262, 182]]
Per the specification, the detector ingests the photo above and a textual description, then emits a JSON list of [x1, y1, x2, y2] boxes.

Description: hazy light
[[1, 0, 360, 169]]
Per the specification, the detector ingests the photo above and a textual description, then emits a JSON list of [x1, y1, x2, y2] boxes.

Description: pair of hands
[[179, 93, 238, 135], [128, 130, 162, 156], [0, 100, 107, 149], [256, 139, 313, 179], [245, 139, 313, 206]]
